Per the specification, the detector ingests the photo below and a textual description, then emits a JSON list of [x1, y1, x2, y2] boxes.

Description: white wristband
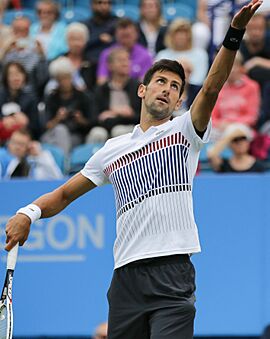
[[16, 204, 42, 223]]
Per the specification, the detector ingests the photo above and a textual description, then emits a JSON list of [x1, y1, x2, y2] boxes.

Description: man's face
[[8, 132, 31, 159], [92, 0, 111, 18], [138, 70, 182, 120], [246, 15, 266, 43], [37, 2, 57, 27], [115, 25, 138, 49]]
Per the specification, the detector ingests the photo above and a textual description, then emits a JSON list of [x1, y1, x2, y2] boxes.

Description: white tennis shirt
[[81, 110, 211, 268]]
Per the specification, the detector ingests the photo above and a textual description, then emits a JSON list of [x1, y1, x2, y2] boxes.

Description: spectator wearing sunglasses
[[93, 322, 107, 339], [30, 0, 68, 60], [207, 123, 265, 173]]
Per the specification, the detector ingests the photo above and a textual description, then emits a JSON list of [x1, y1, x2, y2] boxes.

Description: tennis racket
[[0, 244, 19, 339]]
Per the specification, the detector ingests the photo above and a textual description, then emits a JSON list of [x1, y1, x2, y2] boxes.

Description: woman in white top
[[155, 18, 209, 86]]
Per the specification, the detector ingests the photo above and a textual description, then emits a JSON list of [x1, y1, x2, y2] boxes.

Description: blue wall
[[0, 174, 269, 337]]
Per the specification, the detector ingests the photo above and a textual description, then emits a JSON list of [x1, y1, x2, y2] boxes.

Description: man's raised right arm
[[5, 173, 96, 251]]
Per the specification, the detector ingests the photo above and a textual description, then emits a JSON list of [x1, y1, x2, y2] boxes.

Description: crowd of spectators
[[0, 0, 270, 179]]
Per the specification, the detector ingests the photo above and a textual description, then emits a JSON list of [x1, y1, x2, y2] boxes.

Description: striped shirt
[[81, 110, 211, 268]]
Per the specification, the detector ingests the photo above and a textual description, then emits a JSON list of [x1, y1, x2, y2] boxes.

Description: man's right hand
[[5, 214, 31, 251]]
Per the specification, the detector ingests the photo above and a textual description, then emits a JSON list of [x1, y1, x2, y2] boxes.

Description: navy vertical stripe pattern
[[104, 132, 191, 218]]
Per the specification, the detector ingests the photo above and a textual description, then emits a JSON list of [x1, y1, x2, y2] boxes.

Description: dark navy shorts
[[107, 254, 196, 339]]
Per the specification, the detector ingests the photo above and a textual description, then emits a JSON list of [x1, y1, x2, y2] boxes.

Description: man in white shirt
[[4, 1, 262, 338]]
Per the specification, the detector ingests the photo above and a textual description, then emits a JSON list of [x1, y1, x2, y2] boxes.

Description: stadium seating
[[61, 7, 91, 23], [20, 0, 38, 9], [199, 144, 232, 171], [2, 9, 37, 25], [112, 4, 139, 21], [170, 0, 197, 17], [69, 143, 104, 174], [163, 3, 195, 22], [41, 143, 66, 174]]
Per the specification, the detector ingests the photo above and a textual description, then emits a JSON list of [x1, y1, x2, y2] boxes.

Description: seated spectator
[[46, 22, 96, 95], [42, 56, 93, 154], [207, 123, 265, 173], [30, 0, 68, 61], [97, 18, 153, 85], [82, 0, 118, 68], [211, 52, 260, 141], [155, 18, 209, 86], [0, 102, 28, 145], [65, 22, 96, 93], [1, 16, 49, 98], [138, 0, 167, 57], [240, 13, 270, 91], [0, 62, 40, 139], [0, 0, 13, 60], [0, 129, 63, 179], [88, 47, 141, 143], [93, 322, 108, 339]]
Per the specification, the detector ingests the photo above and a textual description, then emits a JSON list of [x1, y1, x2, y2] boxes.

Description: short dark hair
[[143, 59, 186, 97], [2, 61, 28, 88], [116, 17, 137, 30]]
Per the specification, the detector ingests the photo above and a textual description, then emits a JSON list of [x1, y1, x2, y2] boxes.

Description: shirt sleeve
[[80, 146, 109, 186], [176, 110, 212, 150]]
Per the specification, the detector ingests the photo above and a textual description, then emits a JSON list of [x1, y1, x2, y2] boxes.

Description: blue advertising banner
[[0, 174, 269, 337]]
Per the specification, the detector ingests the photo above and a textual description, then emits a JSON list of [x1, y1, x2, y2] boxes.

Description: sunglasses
[[231, 136, 248, 143], [37, 9, 55, 15]]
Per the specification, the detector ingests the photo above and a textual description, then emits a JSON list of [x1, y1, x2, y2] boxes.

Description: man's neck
[[139, 114, 171, 132]]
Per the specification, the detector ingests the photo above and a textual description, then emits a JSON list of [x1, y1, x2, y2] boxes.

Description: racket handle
[[7, 243, 19, 270]]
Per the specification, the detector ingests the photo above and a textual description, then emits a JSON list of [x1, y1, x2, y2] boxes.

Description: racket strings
[[0, 305, 8, 338]]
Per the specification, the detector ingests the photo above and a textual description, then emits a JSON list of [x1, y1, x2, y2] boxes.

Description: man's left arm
[[190, 0, 263, 133]]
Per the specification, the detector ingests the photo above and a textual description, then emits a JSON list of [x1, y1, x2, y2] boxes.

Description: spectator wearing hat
[[207, 123, 265, 173]]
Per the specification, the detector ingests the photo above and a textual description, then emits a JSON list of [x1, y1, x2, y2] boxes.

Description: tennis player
[[5, 1, 262, 338]]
